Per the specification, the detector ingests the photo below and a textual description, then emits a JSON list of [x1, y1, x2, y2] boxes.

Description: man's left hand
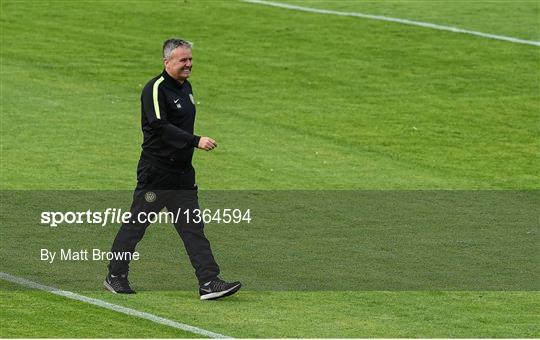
[[198, 137, 217, 151]]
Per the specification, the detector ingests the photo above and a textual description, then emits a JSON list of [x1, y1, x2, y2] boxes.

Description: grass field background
[[1, 0, 538, 190], [1, 0, 539, 338]]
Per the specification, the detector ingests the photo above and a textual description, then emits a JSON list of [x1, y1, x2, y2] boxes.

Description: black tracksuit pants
[[108, 158, 220, 285]]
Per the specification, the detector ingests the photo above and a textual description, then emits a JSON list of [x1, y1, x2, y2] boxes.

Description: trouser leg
[[167, 190, 220, 285], [108, 189, 164, 275]]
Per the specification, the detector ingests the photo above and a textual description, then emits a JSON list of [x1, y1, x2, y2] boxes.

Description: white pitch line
[[242, 0, 540, 47], [0, 272, 232, 339]]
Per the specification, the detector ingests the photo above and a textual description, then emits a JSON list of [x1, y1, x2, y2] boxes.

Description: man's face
[[164, 46, 192, 82]]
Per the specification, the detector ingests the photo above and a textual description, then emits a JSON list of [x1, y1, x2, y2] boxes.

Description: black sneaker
[[104, 273, 136, 294], [199, 278, 241, 300]]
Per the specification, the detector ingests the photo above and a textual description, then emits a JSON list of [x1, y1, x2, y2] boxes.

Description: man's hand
[[197, 136, 217, 151]]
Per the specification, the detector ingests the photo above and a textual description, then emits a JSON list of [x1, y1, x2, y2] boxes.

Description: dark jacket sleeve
[[141, 79, 200, 149]]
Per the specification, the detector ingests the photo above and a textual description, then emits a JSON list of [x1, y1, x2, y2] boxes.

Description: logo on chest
[[174, 98, 182, 109]]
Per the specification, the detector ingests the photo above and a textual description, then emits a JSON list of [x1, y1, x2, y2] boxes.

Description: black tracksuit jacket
[[139, 70, 201, 172]]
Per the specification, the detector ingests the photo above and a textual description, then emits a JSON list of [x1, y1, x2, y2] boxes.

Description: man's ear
[[163, 58, 169, 67]]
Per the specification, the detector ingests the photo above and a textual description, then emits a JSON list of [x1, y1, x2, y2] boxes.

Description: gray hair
[[162, 38, 193, 59]]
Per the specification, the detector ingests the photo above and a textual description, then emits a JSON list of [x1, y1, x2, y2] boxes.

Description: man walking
[[104, 38, 241, 300]]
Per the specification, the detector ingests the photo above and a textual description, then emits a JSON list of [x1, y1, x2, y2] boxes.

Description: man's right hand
[[197, 137, 217, 151]]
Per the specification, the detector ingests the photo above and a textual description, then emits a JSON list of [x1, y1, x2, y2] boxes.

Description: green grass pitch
[[1, 0, 539, 338]]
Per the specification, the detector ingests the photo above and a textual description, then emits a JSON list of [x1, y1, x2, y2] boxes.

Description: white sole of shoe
[[200, 283, 241, 300], [103, 280, 118, 294]]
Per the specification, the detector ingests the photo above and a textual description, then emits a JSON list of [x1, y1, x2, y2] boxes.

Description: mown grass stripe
[[0, 272, 233, 339], [243, 0, 540, 47]]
